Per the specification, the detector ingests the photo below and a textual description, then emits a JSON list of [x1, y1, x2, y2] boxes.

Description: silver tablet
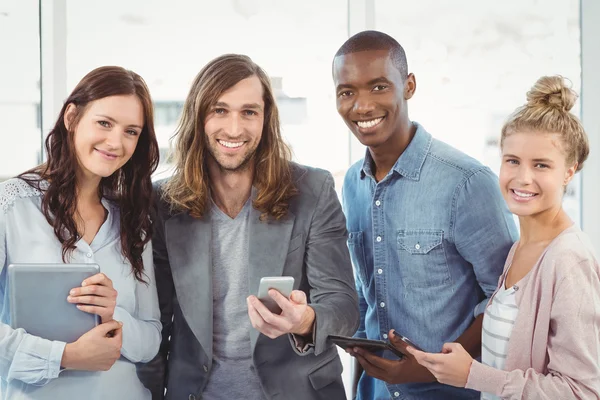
[[8, 263, 101, 343]]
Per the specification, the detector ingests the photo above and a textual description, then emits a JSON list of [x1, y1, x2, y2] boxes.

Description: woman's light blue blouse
[[0, 178, 161, 399]]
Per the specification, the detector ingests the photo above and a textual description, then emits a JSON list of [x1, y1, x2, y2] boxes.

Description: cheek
[[250, 119, 264, 140], [123, 138, 139, 159], [204, 118, 220, 137], [539, 175, 564, 197]]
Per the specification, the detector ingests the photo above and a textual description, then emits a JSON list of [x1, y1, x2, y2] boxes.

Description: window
[[0, 1, 41, 181]]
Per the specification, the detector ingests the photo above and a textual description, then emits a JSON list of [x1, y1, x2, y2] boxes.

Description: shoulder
[[0, 177, 44, 215], [290, 162, 334, 196], [427, 138, 487, 177], [542, 227, 600, 281]]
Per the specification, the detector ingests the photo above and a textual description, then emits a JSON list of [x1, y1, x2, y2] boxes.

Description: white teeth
[[219, 140, 243, 148], [513, 190, 536, 198], [357, 117, 383, 129]]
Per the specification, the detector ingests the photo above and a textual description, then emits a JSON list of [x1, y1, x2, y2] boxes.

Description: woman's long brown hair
[[164, 54, 297, 220], [20, 66, 159, 282]]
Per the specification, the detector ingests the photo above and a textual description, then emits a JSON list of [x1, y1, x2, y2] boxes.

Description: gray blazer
[[137, 163, 359, 400]]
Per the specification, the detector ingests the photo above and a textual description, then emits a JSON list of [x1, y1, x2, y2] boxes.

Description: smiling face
[[204, 76, 265, 172], [499, 131, 576, 217], [66, 94, 143, 182], [333, 49, 415, 149]]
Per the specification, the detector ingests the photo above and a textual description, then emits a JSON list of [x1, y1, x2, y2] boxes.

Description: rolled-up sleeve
[[452, 168, 518, 317]]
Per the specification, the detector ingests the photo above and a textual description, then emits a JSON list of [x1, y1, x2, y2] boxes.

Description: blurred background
[[1, 0, 599, 396]]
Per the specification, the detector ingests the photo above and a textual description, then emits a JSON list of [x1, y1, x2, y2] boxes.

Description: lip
[[353, 115, 386, 134], [217, 139, 246, 153], [94, 148, 118, 160], [509, 188, 539, 203]]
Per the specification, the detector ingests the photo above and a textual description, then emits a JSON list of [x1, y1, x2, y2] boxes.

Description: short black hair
[[334, 30, 408, 78]]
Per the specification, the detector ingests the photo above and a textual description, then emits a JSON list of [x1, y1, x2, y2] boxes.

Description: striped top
[[481, 273, 520, 400]]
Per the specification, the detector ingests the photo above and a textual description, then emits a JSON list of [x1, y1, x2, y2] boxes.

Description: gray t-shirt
[[202, 199, 266, 400]]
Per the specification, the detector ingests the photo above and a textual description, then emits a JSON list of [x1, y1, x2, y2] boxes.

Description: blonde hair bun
[[526, 75, 578, 112]]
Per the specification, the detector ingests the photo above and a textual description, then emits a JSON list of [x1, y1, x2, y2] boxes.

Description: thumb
[[442, 342, 455, 354], [97, 319, 123, 335], [389, 329, 403, 345], [290, 290, 307, 304]]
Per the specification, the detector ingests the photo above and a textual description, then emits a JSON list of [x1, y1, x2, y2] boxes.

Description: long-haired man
[[139, 54, 359, 400]]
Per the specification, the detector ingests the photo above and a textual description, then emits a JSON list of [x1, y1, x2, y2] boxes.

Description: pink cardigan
[[466, 225, 600, 399]]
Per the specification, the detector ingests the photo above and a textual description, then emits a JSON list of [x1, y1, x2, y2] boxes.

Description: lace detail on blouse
[[0, 179, 43, 214]]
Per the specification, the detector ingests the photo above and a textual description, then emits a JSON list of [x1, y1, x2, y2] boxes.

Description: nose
[[515, 165, 534, 185], [104, 128, 123, 150], [226, 113, 244, 138], [352, 93, 376, 115]]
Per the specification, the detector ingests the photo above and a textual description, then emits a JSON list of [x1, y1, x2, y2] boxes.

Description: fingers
[[68, 294, 116, 308], [247, 297, 287, 339], [442, 342, 462, 353], [354, 352, 387, 380], [81, 273, 113, 288], [268, 289, 295, 314], [95, 320, 123, 335], [69, 284, 117, 299], [354, 347, 396, 369], [289, 290, 307, 305], [75, 304, 112, 319]]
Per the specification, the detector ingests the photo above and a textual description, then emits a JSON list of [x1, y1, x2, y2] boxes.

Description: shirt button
[[415, 243, 421, 250], [380, 302, 385, 308], [203, 365, 208, 372], [86, 252, 93, 258], [375, 200, 381, 206], [383, 333, 388, 339], [377, 268, 383, 274], [376, 236, 382, 242], [394, 392, 400, 397]]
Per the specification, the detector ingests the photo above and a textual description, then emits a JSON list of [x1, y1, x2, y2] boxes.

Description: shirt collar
[[360, 122, 432, 181]]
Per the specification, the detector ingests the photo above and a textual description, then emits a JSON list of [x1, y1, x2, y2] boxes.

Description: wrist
[[294, 306, 315, 336], [61, 342, 80, 369]]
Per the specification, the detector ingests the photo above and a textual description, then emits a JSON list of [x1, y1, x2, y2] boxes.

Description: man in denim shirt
[[333, 31, 518, 400]]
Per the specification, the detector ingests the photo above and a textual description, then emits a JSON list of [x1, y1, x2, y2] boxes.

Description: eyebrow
[[95, 114, 142, 130], [503, 154, 554, 163], [214, 102, 263, 111], [336, 77, 393, 91]]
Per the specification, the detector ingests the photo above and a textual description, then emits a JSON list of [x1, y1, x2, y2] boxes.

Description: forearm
[[455, 314, 483, 359], [0, 323, 65, 385]]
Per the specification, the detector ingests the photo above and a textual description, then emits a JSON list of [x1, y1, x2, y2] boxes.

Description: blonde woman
[[407, 76, 600, 399]]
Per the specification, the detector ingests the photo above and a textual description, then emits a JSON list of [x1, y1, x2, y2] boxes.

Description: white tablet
[[8, 263, 101, 343]]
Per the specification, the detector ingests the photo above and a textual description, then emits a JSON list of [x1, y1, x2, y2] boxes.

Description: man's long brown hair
[[20, 66, 159, 282], [164, 54, 297, 220]]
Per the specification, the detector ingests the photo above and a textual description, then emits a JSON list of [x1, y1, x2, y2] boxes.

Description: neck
[[370, 120, 416, 181], [208, 159, 254, 218], [76, 169, 102, 206], [517, 206, 573, 245]]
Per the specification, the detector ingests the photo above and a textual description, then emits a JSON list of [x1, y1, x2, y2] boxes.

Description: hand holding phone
[[256, 276, 295, 314]]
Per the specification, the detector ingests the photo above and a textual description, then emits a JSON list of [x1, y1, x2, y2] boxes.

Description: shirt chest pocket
[[397, 230, 450, 288]]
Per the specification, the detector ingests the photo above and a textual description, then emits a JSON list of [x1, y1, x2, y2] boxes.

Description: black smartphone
[[391, 330, 424, 351]]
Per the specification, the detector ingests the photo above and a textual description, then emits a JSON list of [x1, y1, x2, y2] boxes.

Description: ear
[[63, 103, 77, 131], [404, 73, 416, 100], [564, 162, 577, 186]]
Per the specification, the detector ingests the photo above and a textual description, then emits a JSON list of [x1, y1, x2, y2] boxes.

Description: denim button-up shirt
[[342, 123, 518, 400]]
